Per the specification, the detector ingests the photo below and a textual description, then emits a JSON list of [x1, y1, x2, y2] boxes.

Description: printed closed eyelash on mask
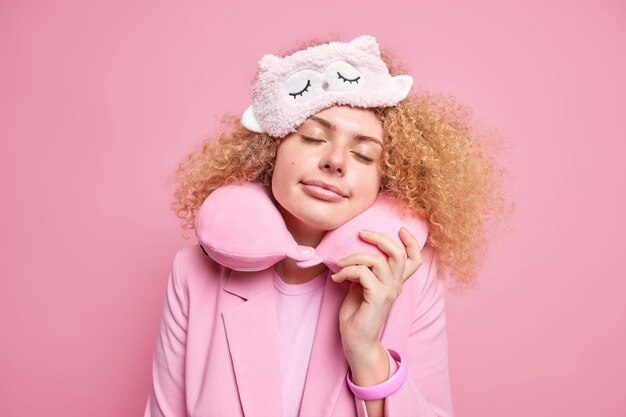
[[289, 71, 362, 99], [336, 72, 360, 84]]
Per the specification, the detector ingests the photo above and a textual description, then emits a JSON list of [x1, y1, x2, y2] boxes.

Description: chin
[[296, 207, 357, 231], [302, 217, 346, 232], [278, 203, 351, 232]]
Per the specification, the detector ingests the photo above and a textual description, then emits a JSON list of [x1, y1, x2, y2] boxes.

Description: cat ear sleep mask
[[194, 182, 428, 273], [241, 34, 413, 138]]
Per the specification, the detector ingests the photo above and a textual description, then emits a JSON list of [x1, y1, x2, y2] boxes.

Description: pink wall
[[1, 0, 624, 416]]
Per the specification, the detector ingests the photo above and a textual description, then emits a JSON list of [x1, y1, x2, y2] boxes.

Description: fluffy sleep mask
[[241, 34, 413, 138], [195, 182, 429, 273]]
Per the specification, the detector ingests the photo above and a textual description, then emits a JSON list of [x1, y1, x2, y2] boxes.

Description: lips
[[302, 180, 347, 197]]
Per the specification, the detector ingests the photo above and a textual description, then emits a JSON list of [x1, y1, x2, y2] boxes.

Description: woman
[[144, 35, 509, 417]]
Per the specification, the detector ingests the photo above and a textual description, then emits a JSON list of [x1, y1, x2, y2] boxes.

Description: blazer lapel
[[299, 276, 351, 417], [222, 268, 283, 417]]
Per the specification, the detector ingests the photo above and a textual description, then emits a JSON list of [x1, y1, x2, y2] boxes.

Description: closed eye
[[289, 80, 312, 98], [352, 152, 375, 164], [300, 135, 325, 143], [301, 136, 375, 163], [337, 72, 360, 84]]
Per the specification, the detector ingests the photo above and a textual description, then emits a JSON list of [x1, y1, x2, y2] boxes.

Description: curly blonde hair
[[169, 37, 514, 288]]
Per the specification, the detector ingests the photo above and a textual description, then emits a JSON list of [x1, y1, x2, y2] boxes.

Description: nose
[[319, 143, 346, 175]]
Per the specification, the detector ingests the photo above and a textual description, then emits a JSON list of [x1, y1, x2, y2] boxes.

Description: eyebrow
[[308, 116, 383, 147]]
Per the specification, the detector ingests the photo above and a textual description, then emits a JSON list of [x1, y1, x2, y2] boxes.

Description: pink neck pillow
[[194, 182, 428, 273]]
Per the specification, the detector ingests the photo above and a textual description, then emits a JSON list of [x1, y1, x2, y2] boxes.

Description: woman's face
[[271, 105, 384, 239]]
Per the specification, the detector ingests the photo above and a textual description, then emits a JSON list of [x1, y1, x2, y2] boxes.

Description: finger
[[335, 252, 393, 286], [331, 265, 380, 289], [332, 265, 398, 303], [358, 229, 407, 280], [399, 227, 424, 281]]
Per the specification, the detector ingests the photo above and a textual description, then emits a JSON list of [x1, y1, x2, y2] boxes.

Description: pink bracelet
[[346, 349, 407, 401]]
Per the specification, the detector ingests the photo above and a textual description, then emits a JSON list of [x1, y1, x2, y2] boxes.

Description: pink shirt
[[273, 269, 327, 417], [273, 269, 400, 417]]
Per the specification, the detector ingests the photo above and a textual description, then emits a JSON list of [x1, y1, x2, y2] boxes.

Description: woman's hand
[[331, 227, 423, 368]]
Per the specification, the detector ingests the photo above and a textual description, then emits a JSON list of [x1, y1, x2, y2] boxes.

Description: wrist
[[345, 342, 389, 387], [347, 349, 407, 401]]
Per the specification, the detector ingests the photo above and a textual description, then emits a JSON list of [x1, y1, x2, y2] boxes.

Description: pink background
[[1, 0, 624, 416]]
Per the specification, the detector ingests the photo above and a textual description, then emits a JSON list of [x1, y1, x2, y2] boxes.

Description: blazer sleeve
[[354, 253, 455, 417], [144, 250, 189, 417]]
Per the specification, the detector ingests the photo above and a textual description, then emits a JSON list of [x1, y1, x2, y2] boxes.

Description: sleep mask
[[241, 34, 413, 138]]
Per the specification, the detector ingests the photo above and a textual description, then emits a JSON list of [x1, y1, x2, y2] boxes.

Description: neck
[[275, 205, 329, 285], [275, 258, 327, 285]]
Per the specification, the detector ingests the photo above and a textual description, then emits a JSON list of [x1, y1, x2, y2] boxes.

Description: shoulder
[[409, 245, 447, 327], [402, 245, 447, 317], [170, 244, 232, 292], [401, 245, 439, 297]]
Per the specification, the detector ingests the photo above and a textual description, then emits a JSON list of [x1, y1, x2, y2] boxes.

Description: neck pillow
[[194, 182, 428, 273]]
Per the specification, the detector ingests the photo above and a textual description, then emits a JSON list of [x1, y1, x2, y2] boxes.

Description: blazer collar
[[222, 267, 351, 417], [222, 268, 282, 416], [223, 267, 274, 301]]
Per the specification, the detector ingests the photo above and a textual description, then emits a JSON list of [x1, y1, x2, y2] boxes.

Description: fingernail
[[360, 229, 373, 235], [331, 274, 338, 281]]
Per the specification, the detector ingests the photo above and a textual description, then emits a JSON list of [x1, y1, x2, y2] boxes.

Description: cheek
[[271, 153, 296, 205], [274, 142, 299, 170], [358, 169, 382, 199], [271, 165, 286, 199]]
